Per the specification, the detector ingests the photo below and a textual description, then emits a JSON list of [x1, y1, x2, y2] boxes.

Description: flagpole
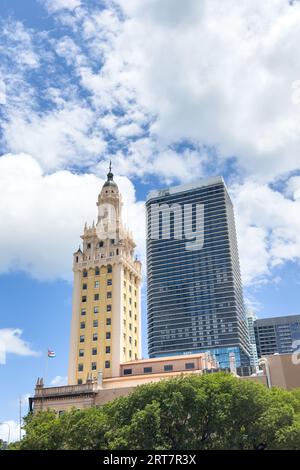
[[44, 350, 49, 387]]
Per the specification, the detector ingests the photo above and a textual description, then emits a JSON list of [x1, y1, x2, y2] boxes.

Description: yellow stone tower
[[68, 165, 142, 384]]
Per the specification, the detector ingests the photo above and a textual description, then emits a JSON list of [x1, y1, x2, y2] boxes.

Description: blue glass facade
[[146, 177, 251, 368], [255, 315, 300, 357]]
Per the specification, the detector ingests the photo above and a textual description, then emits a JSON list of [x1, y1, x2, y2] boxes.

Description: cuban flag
[[48, 349, 56, 358]]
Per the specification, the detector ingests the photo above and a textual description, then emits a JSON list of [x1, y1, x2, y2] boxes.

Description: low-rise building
[[30, 353, 215, 414]]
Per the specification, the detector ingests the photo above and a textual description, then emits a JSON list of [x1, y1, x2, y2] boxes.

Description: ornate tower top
[[102, 160, 118, 189]]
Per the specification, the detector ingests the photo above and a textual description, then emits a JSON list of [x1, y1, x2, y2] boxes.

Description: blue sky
[[1, 0, 300, 440]]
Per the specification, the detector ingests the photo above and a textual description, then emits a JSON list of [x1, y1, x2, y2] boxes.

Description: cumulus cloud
[[0, 1, 300, 286], [111, 0, 300, 181], [0, 329, 38, 365], [3, 106, 107, 171], [0, 153, 145, 280], [42, 0, 81, 13], [231, 180, 300, 284], [50, 375, 68, 386]]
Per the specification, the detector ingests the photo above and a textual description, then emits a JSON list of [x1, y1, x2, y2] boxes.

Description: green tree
[[20, 373, 300, 450]]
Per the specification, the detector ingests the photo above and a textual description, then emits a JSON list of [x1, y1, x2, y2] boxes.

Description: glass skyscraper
[[255, 315, 300, 357], [146, 177, 251, 368]]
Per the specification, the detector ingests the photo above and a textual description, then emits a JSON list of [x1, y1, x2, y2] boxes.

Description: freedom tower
[[146, 177, 251, 368]]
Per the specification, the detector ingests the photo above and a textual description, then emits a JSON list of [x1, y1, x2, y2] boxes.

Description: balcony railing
[[34, 383, 95, 398]]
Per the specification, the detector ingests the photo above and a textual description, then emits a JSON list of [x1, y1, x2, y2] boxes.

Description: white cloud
[[231, 179, 300, 284], [0, 153, 145, 280], [1, 1, 300, 286], [0, 75, 6, 104], [105, 0, 300, 182], [50, 375, 68, 386], [0, 329, 38, 365], [0, 421, 24, 443], [3, 105, 107, 171], [42, 0, 81, 13]]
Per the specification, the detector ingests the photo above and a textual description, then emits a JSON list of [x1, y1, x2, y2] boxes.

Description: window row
[[82, 265, 113, 277], [123, 362, 195, 376], [80, 332, 111, 342], [82, 292, 112, 302], [79, 346, 111, 357], [82, 279, 112, 290], [81, 306, 111, 315], [80, 318, 111, 329], [78, 361, 110, 372]]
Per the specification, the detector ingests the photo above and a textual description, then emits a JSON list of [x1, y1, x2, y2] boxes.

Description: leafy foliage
[[20, 373, 300, 450]]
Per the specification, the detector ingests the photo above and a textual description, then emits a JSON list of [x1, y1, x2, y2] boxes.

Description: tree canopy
[[19, 373, 300, 450]]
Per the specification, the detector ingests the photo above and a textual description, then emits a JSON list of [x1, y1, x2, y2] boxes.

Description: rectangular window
[[93, 320, 98, 328], [82, 283, 87, 290], [143, 367, 152, 374], [94, 306, 99, 314], [82, 296, 87, 302], [164, 364, 173, 372], [123, 368, 132, 375], [129, 336, 132, 344], [80, 335, 85, 343], [107, 266, 112, 273], [105, 361, 110, 368], [107, 279, 112, 286], [185, 363, 195, 370], [94, 294, 99, 301], [106, 318, 111, 326], [80, 322, 85, 329], [78, 364, 83, 372], [91, 362, 97, 371], [92, 348, 97, 355], [93, 333, 98, 341], [106, 332, 111, 340], [77, 379, 82, 385], [129, 310, 132, 317], [87, 243, 91, 249], [83, 271, 88, 278], [129, 350, 132, 358], [79, 349, 84, 357], [106, 346, 111, 354], [95, 267, 100, 275], [94, 281, 100, 289], [107, 291, 112, 299], [107, 305, 112, 312], [81, 309, 86, 316]]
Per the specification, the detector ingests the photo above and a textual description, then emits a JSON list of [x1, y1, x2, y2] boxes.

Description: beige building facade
[[31, 353, 300, 414], [68, 166, 141, 384], [31, 353, 215, 414]]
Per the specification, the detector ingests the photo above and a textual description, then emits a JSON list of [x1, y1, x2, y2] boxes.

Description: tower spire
[[102, 160, 117, 188], [107, 160, 113, 182]]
